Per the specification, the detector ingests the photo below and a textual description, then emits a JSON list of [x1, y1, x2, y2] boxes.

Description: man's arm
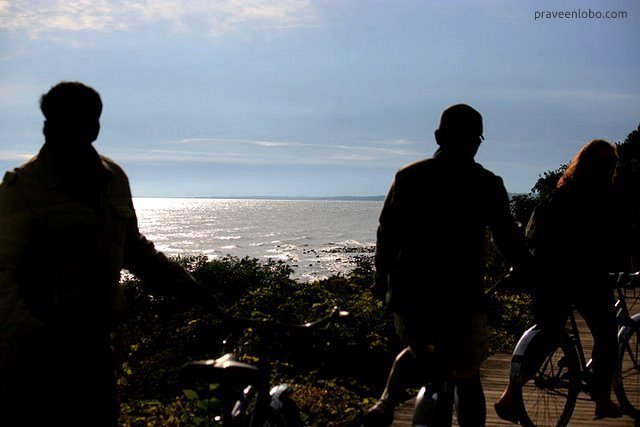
[[487, 176, 528, 268], [373, 180, 399, 300], [117, 175, 208, 302], [0, 177, 43, 354]]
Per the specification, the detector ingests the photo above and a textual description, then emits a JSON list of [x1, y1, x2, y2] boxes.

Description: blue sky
[[1, 0, 639, 197]]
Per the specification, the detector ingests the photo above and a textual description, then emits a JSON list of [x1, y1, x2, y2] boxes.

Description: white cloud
[[389, 139, 416, 146], [505, 86, 638, 103], [0, 79, 42, 99], [254, 141, 297, 147], [0, 0, 318, 39], [0, 151, 36, 162], [109, 137, 428, 166], [1, 0, 125, 34]]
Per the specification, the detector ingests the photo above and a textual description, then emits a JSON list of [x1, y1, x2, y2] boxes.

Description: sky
[[1, 0, 639, 197]]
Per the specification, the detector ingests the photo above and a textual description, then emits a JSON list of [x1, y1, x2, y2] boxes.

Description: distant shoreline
[[133, 195, 386, 201], [133, 193, 523, 201]]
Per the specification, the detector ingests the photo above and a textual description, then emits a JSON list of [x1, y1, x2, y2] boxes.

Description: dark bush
[[116, 254, 534, 426]]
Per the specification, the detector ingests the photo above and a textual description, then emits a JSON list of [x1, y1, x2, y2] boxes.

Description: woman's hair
[[557, 139, 618, 191]]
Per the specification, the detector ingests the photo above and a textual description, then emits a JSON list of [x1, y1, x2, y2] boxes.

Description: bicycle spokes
[[520, 344, 578, 427], [616, 325, 640, 418], [622, 338, 640, 375]]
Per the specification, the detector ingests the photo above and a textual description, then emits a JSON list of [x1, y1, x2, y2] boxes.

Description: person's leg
[[47, 334, 119, 427], [412, 379, 454, 427], [452, 313, 487, 427], [495, 286, 568, 423], [364, 314, 424, 426], [1, 332, 118, 427], [364, 347, 416, 426], [577, 291, 622, 418], [494, 381, 520, 424], [380, 346, 416, 404], [71, 343, 119, 427], [454, 373, 485, 427]]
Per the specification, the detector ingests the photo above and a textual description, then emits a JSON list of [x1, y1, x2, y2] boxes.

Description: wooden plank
[[392, 314, 636, 426]]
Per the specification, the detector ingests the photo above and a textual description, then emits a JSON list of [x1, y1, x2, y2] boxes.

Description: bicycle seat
[[181, 353, 261, 386]]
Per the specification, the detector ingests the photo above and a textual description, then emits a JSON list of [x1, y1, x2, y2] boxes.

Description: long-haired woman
[[496, 139, 624, 421]]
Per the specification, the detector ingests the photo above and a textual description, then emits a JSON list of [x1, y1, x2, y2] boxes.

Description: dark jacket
[[375, 148, 524, 318], [0, 144, 201, 367], [527, 188, 622, 291]]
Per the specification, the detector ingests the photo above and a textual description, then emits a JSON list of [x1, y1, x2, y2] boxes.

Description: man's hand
[[495, 260, 535, 293], [370, 275, 388, 301]]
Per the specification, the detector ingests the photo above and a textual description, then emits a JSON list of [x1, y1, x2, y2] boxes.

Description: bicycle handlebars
[[610, 271, 640, 289], [214, 305, 349, 334], [486, 270, 640, 296], [484, 267, 516, 296]]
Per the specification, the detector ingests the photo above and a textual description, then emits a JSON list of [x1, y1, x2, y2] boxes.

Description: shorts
[[394, 312, 489, 378]]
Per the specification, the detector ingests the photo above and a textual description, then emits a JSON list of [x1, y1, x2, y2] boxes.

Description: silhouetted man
[[366, 104, 525, 426], [0, 82, 206, 426]]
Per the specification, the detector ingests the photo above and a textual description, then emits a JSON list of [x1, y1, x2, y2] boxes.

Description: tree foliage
[[615, 123, 640, 202], [116, 254, 530, 426], [116, 256, 397, 426]]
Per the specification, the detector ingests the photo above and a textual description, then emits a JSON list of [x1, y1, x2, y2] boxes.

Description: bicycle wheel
[[246, 400, 302, 427], [267, 399, 303, 427], [616, 320, 640, 419], [517, 340, 580, 427], [245, 385, 303, 427]]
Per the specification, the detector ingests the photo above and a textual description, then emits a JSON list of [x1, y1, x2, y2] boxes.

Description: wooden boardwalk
[[392, 315, 637, 426]]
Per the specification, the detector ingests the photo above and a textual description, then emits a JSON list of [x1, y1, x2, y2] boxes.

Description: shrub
[[116, 255, 530, 426]]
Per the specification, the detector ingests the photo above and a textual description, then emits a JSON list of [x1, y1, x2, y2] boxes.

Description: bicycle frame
[[508, 323, 579, 386], [510, 273, 639, 389], [181, 307, 348, 426], [505, 271, 640, 427], [615, 272, 640, 333], [566, 309, 594, 395]]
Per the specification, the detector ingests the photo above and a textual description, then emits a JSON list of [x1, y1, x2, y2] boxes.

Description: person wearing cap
[[364, 104, 526, 426], [0, 82, 208, 426]]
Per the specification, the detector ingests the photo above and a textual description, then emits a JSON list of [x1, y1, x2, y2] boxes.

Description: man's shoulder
[[472, 162, 505, 186], [396, 158, 439, 178], [99, 155, 134, 202], [100, 155, 126, 175], [1, 155, 40, 188], [396, 157, 497, 180], [99, 155, 131, 186], [1, 170, 19, 187], [0, 155, 41, 211], [472, 161, 498, 177]]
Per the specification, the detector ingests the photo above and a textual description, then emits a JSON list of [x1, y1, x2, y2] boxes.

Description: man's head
[[434, 104, 484, 158], [40, 82, 102, 149]]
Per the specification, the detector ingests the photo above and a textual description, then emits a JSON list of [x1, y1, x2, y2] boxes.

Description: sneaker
[[493, 400, 520, 424], [594, 399, 624, 419], [362, 399, 395, 427]]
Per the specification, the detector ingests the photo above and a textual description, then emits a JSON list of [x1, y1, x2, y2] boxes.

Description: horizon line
[[132, 192, 525, 201], [132, 195, 386, 201]]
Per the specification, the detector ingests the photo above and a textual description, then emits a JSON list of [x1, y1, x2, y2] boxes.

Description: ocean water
[[133, 198, 383, 281]]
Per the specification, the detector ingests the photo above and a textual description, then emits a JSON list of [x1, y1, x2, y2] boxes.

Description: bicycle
[[505, 271, 640, 427], [180, 306, 349, 426], [406, 271, 521, 426]]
